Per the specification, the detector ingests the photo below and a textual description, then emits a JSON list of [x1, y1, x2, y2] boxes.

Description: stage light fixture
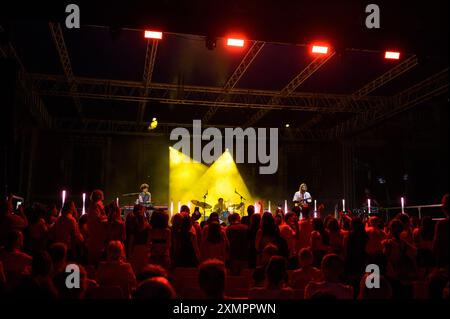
[[227, 38, 245, 47], [285, 124, 290, 128], [312, 45, 329, 54], [144, 30, 163, 39], [148, 117, 158, 130], [385, 51, 400, 59]]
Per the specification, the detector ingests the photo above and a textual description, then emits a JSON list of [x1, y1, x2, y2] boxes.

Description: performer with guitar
[[292, 183, 312, 206]]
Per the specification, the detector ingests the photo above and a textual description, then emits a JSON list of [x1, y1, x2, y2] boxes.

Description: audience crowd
[[0, 190, 448, 300]]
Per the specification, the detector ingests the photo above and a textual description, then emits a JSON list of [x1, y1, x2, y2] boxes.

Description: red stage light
[[385, 51, 400, 60], [144, 30, 163, 39], [227, 38, 245, 47], [311, 45, 329, 54]]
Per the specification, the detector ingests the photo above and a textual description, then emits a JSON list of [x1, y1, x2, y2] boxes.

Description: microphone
[[235, 189, 245, 201]]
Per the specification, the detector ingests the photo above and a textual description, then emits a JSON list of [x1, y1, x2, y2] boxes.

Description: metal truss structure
[[298, 54, 419, 132], [202, 41, 266, 123], [244, 52, 336, 127], [31, 67, 447, 140], [31, 73, 387, 113], [137, 39, 159, 123], [2, 23, 447, 140], [0, 25, 52, 128], [327, 68, 449, 138], [50, 117, 329, 141], [48, 22, 83, 117]]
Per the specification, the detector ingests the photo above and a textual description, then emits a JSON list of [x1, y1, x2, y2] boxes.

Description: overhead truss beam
[[298, 54, 419, 132], [353, 55, 419, 98], [244, 52, 336, 127], [48, 22, 83, 117], [327, 68, 448, 139], [32, 70, 450, 140], [203, 41, 265, 123], [31, 73, 387, 113], [51, 117, 328, 140], [137, 39, 159, 123]]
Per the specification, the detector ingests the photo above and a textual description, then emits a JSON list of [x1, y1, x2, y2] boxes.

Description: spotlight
[[311, 44, 329, 54], [227, 38, 245, 47], [148, 117, 158, 130], [169, 147, 253, 210], [144, 30, 163, 39], [385, 51, 400, 60], [285, 124, 290, 128]]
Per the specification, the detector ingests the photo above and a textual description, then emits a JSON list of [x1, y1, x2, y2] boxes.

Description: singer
[[292, 183, 312, 206]]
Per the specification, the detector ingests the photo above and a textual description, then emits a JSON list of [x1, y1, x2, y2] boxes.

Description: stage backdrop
[[31, 132, 169, 207]]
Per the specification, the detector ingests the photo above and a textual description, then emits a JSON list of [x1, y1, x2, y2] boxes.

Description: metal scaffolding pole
[[298, 54, 419, 133], [328, 68, 449, 138], [137, 39, 159, 123], [243, 52, 336, 127], [203, 41, 265, 123], [31, 73, 386, 113], [48, 22, 83, 117]]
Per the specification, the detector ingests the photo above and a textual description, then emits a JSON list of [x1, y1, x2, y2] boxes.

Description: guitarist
[[292, 183, 312, 207]]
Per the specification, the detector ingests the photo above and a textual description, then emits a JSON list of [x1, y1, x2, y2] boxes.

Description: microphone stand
[[203, 190, 208, 222], [235, 189, 246, 215]]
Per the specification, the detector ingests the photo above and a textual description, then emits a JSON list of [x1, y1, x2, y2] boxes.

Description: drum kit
[[190, 199, 245, 224], [120, 190, 246, 224]]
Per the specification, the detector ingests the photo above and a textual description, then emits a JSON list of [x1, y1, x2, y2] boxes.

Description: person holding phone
[[0, 195, 28, 246]]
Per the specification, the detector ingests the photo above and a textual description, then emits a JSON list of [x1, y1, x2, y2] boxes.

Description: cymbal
[[191, 200, 212, 209], [229, 203, 244, 209]]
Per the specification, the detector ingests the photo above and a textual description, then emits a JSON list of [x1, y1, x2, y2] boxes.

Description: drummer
[[213, 198, 226, 214]]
